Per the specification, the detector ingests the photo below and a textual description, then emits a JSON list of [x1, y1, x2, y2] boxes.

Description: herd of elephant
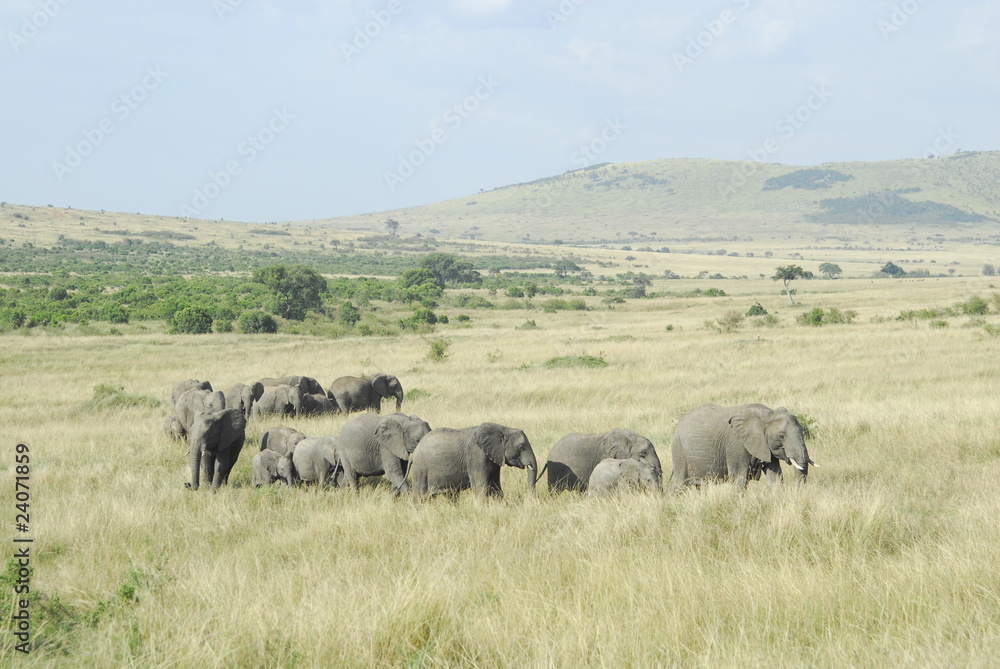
[[165, 375, 818, 496]]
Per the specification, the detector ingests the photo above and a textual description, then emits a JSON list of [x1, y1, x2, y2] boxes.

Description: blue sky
[[1, 0, 996, 222]]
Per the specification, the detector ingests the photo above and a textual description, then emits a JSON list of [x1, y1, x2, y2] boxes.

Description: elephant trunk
[[785, 440, 810, 483], [188, 447, 201, 490], [393, 390, 403, 412]]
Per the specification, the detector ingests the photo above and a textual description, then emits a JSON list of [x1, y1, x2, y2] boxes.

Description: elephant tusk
[[789, 458, 806, 471], [808, 459, 818, 467]]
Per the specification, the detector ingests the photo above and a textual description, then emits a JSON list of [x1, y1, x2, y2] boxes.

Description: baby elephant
[[289, 436, 340, 487], [587, 458, 661, 497], [251, 448, 294, 487]]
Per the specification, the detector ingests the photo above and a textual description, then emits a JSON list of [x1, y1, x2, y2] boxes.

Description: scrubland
[[2, 272, 1000, 668]]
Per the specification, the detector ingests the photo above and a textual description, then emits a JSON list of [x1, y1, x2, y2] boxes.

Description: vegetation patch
[[763, 168, 852, 190], [543, 354, 608, 369], [809, 190, 988, 226], [80, 384, 163, 412]]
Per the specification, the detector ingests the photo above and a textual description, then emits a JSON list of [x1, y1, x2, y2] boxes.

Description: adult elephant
[[588, 458, 660, 497], [252, 384, 302, 419], [171, 379, 212, 406], [328, 373, 403, 413], [260, 425, 306, 456], [289, 436, 340, 487], [251, 449, 294, 487], [224, 382, 264, 420], [409, 422, 537, 499], [670, 403, 815, 491], [332, 413, 430, 494], [544, 428, 661, 493], [186, 408, 246, 492], [258, 375, 324, 397], [175, 388, 226, 434]]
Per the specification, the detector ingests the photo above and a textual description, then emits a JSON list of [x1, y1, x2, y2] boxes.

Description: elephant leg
[[763, 460, 783, 486], [341, 458, 360, 491]]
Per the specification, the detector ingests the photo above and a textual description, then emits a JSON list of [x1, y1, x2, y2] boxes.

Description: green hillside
[[319, 151, 1000, 244]]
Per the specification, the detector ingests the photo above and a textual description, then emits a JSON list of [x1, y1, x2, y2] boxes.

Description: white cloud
[[452, 0, 512, 16]]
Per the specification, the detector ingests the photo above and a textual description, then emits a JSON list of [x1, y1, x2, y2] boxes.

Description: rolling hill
[[311, 151, 1000, 245]]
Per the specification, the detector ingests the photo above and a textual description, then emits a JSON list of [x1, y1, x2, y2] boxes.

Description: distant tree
[[384, 218, 400, 236], [170, 307, 213, 334], [252, 264, 327, 320], [772, 265, 804, 305], [553, 259, 581, 278], [880, 261, 905, 278], [818, 262, 843, 279], [983, 263, 996, 277], [337, 301, 361, 326], [239, 311, 278, 334], [419, 253, 481, 287]]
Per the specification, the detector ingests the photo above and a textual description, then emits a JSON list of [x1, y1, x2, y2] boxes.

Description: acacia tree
[[384, 218, 400, 236], [772, 265, 804, 305], [252, 264, 327, 320], [818, 262, 842, 279]]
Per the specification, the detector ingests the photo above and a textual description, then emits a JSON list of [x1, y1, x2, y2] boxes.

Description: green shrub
[[929, 319, 948, 329], [239, 311, 278, 334], [797, 308, 825, 326], [170, 307, 213, 334], [959, 295, 990, 315], [746, 302, 767, 317], [505, 286, 525, 298], [703, 287, 727, 297], [426, 338, 450, 361], [455, 314, 471, 322], [516, 319, 539, 330], [337, 301, 361, 327], [543, 354, 608, 369], [706, 311, 745, 333]]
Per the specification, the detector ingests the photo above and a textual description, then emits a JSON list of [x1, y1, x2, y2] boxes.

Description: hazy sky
[[2, 0, 996, 223]]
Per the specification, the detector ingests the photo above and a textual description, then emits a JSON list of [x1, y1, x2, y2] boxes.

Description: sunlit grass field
[[3, 275, 1000, 667]]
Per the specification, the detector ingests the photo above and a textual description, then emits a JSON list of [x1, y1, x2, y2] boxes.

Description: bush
[[239, 311, 278, 334], [797, 308, 825, 326], [426, 338, 450, 361], [543, 355, 608, 369], [706, 311, 744, 333], [959, 296, 989, 315], [703, 287, 727, 297], [746, 302, 767, 317], [170, 307, 213, 334]]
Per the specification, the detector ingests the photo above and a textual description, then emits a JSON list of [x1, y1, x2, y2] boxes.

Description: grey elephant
[[544, 428, 661, 493], [175, 388, 226, 434], [258, 375, 324, 397], [409, 422, 537, 499], [251, 448, 294, 487], [587, 458, 661, 497], [260, 425, 306, 456], [670, 403, 816, 491], [332, 413, 430, 494], [300, 392, 336, 416], [328, 373, 403, 413], [186, 408, 246, 492], [289, 436, 340, 487], [171, 378, 212, 405], [252, 384, 302, 419], [162, 414, 186, 442], [224, 382, 264, 420]]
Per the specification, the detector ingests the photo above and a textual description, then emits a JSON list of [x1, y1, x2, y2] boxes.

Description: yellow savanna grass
[[2, 276, 1000, 667]]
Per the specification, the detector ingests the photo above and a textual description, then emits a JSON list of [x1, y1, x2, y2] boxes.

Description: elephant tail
[[534, 462, 548, 488]]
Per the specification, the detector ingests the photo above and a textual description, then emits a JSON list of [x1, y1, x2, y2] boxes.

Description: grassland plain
[[2, 273, 1000, 667]]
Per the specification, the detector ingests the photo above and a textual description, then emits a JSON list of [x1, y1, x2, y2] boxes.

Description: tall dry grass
[[2, 277, 1000, 667]]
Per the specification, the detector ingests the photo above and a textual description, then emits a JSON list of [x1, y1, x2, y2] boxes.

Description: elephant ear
[[600, 429, 632, 459], [728, 410, 771, 462], [472, 423, 506, 466], [371, 373, 389, 398], [377, 418, 409, 461], [217, 409, 246, 451]]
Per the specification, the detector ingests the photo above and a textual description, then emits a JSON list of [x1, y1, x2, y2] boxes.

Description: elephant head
[[600, 428, 662, 480], [276, 385, 303, 418], [473, 423, 537, 494], [728, 405, 813, 481], [374, 413, 431, 460], [277, 453, 295, 486], [371, 373, 404, 412]]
